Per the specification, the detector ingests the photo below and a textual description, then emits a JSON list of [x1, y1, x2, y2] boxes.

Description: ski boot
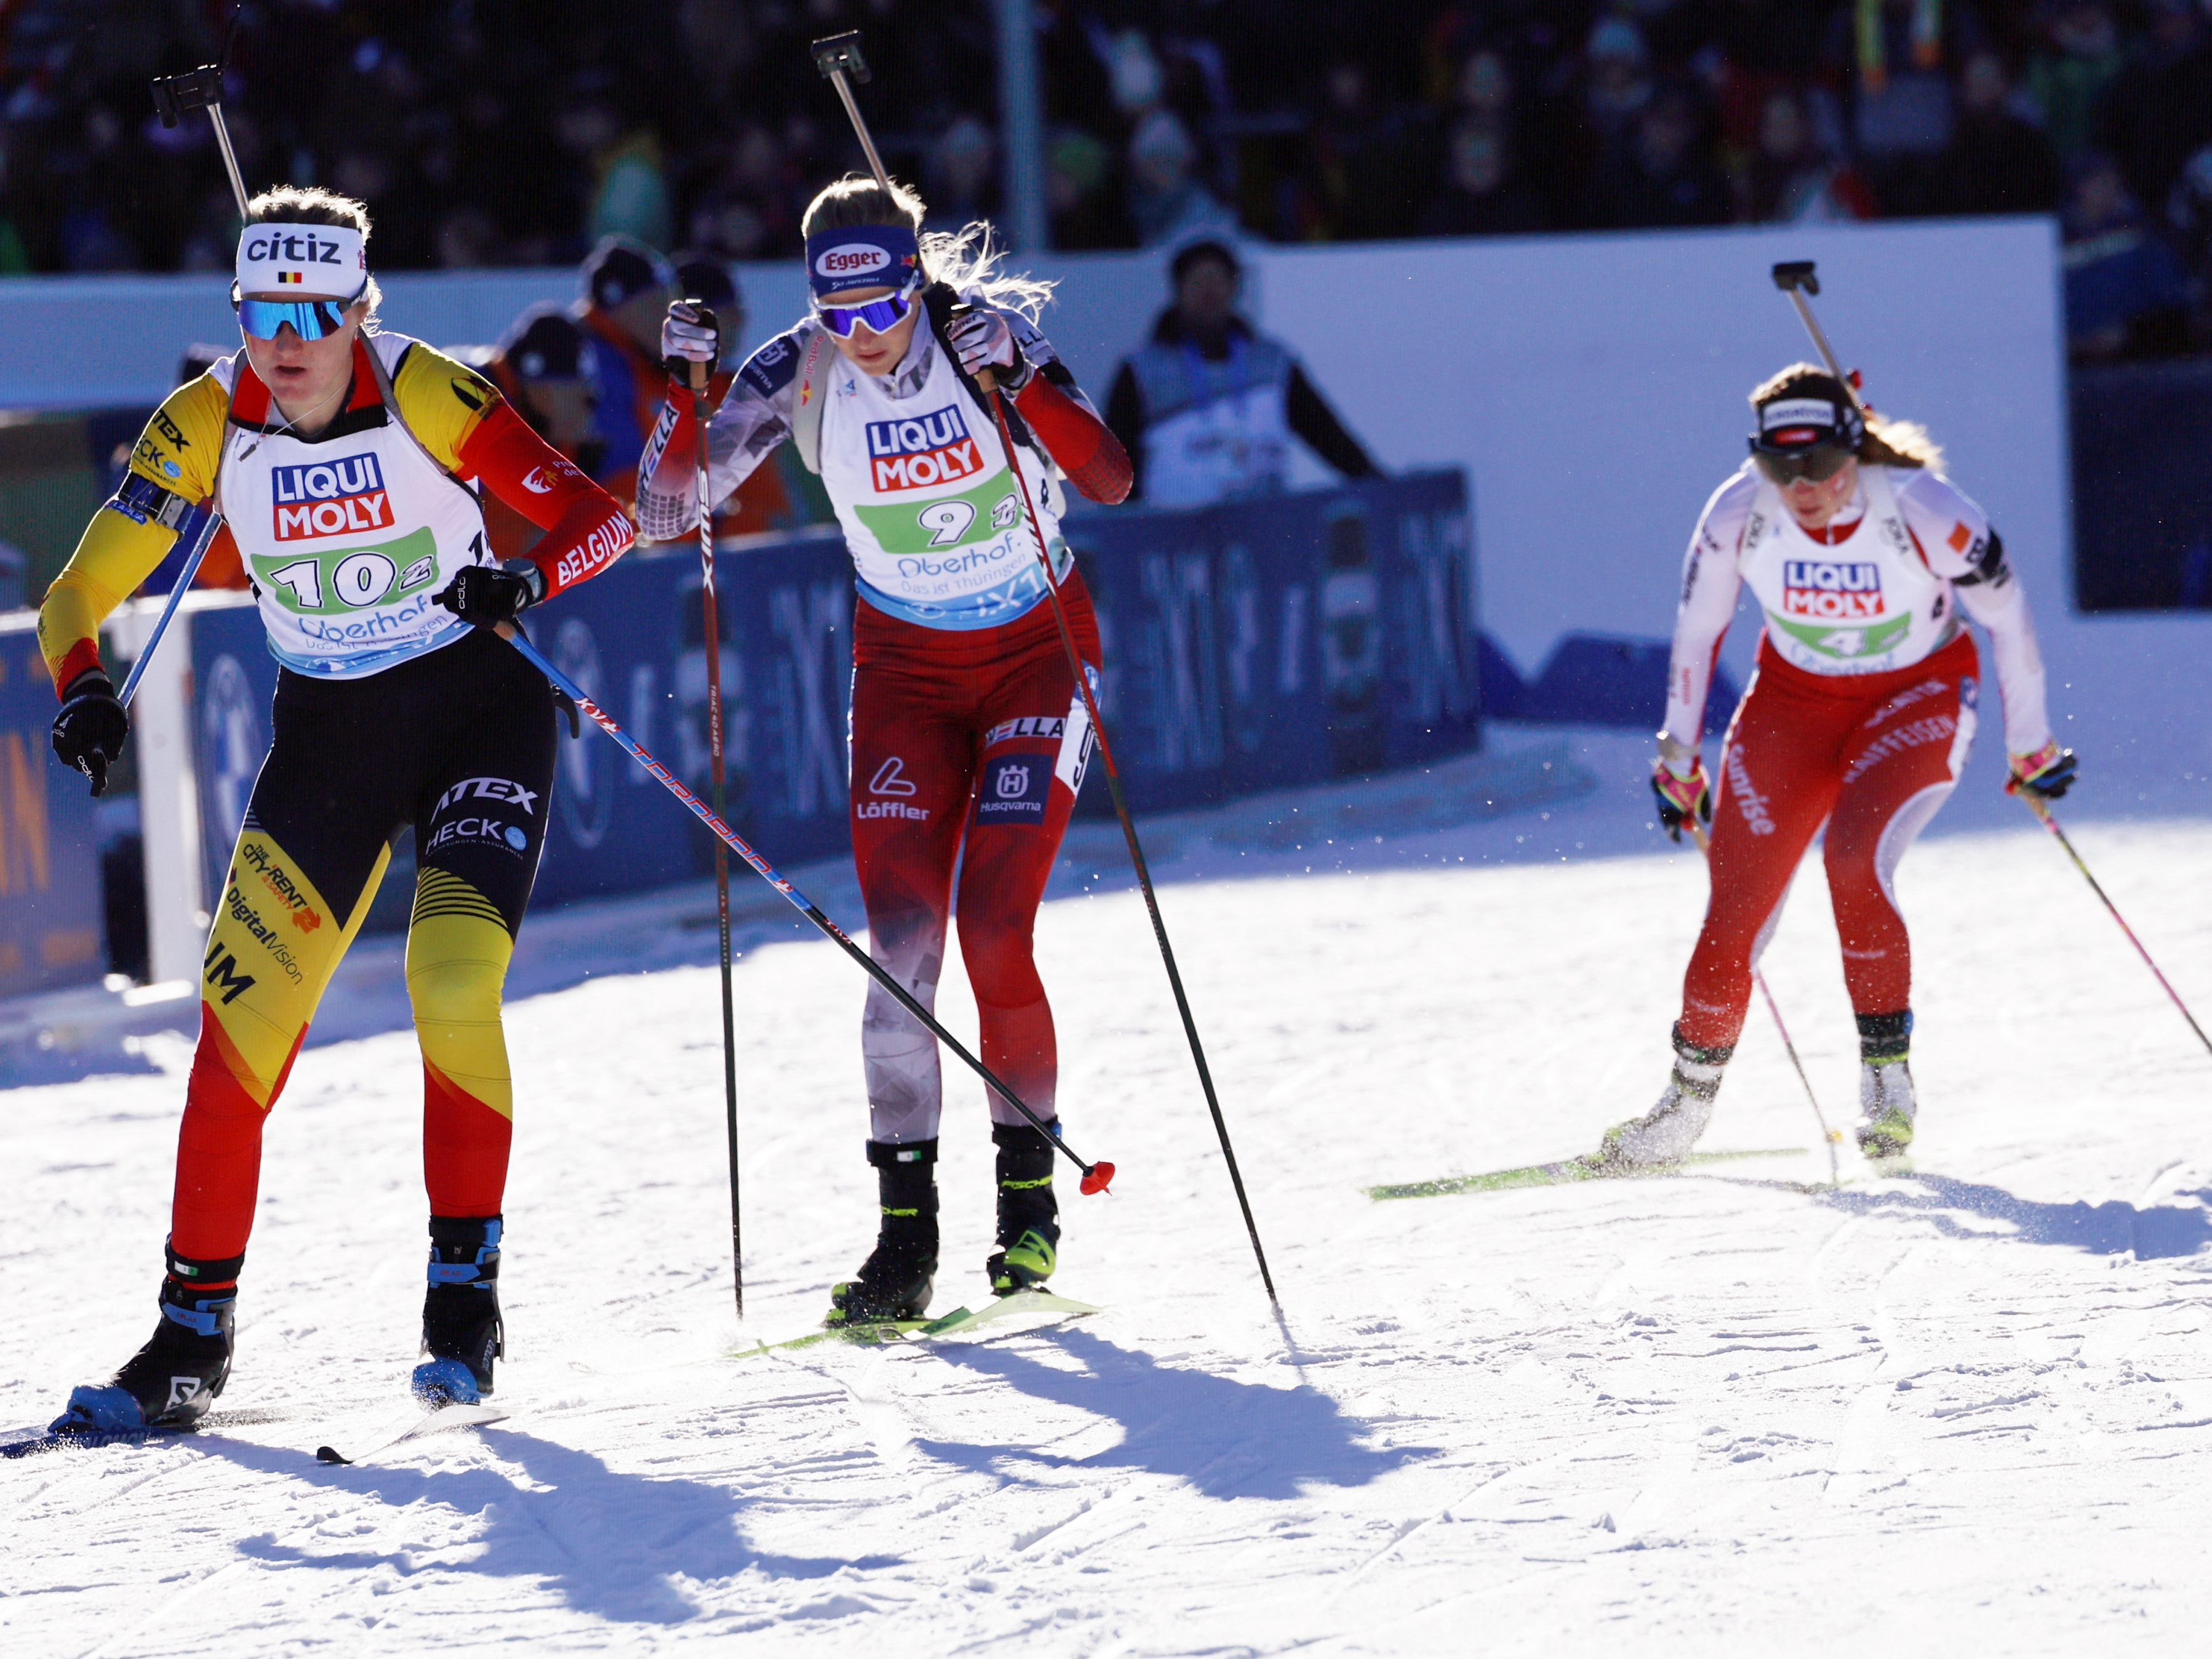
[[827, 1140, 938, 1327], [1853, 1012, 1916, 1161], [987, 1120, 1061, 1297], [413, 1216, 503, 1405], [1594, 1028, 1733, 1170], [52, 1245, 240, 1434]]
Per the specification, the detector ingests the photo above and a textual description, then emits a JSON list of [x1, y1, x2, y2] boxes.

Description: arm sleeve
[[1103, 361, 1147, 501], [1285, 362, 1378, 479], [636, 330, 799, 542], [1662, 469, 1755, 748], [36, 375, 227, 695], [1896, 468, 2052, 756], [456, 398, 635, 601], [1013, 366, 1133, 505]]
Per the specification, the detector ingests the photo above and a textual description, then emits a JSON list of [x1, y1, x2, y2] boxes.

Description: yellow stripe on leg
[[406, 873, 516, 1123]]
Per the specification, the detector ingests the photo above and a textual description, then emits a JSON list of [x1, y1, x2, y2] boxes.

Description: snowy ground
[[5, 727, 2212, 1655]]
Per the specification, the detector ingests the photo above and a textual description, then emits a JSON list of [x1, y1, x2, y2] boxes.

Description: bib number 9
[[918, 500, 976, 546]]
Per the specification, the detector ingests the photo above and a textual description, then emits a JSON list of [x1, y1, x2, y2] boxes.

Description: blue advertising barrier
[[187, 471, 1475, 922], [0, 618, 103, 994]]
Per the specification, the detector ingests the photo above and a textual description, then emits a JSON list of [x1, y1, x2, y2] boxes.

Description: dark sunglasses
[[1752, 442, 1854, 486]]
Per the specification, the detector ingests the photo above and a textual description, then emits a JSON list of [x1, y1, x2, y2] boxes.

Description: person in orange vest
[[471, 306, 603, 561], [574, 236, 676, 505]]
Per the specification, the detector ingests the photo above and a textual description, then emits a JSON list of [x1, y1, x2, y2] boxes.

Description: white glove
[[944, 306, 1029, 389], [661, 301, 720, 379]]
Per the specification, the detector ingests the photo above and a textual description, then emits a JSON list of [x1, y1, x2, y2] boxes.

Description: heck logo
[[426, 776, 540, 855], [865, 405, 984, 493], [1781, 559, 1883, 620], [271, 452, 391, 541]]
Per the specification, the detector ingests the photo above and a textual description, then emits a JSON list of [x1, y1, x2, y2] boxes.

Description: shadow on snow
[[911, 1326, 1435, 1500], [1811, 1173, 2212, 1260], [199, 1426, 898, 1625]]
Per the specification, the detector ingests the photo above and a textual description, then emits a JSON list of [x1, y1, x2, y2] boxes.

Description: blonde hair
[[241, 185, 383, 332], [1750, 362, 1942, 471], [800, 173, 1055, 321]]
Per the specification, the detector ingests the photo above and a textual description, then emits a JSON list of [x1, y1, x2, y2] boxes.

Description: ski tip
[[314, 1444, 352, 1466], [1079, 1161, 1114, 1196]]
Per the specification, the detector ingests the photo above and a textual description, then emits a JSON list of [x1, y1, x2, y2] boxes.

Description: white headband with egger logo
[[236, 223, 368, 301]]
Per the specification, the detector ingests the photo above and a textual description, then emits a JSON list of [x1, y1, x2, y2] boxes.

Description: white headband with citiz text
[[236, 223, 368, 302]]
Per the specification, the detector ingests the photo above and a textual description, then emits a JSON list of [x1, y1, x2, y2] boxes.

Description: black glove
[[52, 670, 128, 798], [662, 300, 721, 386], [436, 562, 543, 628]]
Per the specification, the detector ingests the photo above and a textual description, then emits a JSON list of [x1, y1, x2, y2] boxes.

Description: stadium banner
[[183, 471, 1474, 919], [0, 615, 102, 996]]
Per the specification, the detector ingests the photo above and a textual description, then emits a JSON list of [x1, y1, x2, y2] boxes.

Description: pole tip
[[1080, 1161, 1115, 1196]]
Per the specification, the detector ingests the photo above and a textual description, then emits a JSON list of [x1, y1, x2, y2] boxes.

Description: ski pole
[[1688, 818, 1843, 1180], [495, 623, 1115, 1194], [2018, 792, 2212, 1061], [687, 350, 745, 1317], [811, 28, 1280, 1312], [116, 509, 219, 708]]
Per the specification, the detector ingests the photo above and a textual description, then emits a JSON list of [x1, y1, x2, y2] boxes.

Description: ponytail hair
[[799, 173, 1056, 321], [1749, 362, 1944, 471]]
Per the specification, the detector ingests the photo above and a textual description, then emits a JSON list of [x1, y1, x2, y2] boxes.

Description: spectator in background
[[470, 307, 600, 561], [1585, 84, 1730, 229], [1048, 127, 1135, 249], [2024, 1, 2128, 163], [1420, 119, 1547, 236], [2098, 0, 2212, 218], [1125, 110, 1236, 247], [1942, 50, 2063, 217], [1742, 88, 1877, 223], [575, 236, 677, 503], [1312, 61, 1422, 241], [2163, 145, 2212, 347], [926, 114, 999, 231], [1840, 0, 1961, 217], [2062, 151, 2190, 360], [1103, 239, 1377, 508]]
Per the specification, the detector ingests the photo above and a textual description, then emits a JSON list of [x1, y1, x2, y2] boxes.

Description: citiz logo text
[[1781, 560, 1883, 620], [271, 453, 391, 541], [865, 406, 983, 492], [242, 233, 346, 265]]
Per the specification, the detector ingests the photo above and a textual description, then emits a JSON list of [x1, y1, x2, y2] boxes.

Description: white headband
[[236, 222, 367, 301]]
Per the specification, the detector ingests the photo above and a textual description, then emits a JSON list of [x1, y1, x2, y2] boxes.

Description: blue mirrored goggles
[[810, 277, 920, 338], [236, 297, 350, 342]]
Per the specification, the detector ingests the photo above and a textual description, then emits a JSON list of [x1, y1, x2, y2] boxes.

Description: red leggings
[[1678, 632, 1979, 1052], [848, 578, 1100, 1145]]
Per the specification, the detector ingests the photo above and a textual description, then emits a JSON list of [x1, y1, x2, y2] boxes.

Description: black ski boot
[[828, 1140, 938, 1326], [53, 1245, 241, 1435], [987, 1120, 1061, 1297], [413, 1215, 503, 1405]]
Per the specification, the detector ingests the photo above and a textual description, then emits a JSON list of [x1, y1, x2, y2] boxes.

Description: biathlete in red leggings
[[637, 175, 1131, 1324], [1600, 365, 2076, 1169]]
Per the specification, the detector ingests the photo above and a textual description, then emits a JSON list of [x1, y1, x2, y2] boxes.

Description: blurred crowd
[[4, 1, 2212, 360]]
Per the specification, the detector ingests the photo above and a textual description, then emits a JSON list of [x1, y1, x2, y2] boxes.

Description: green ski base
[[733, 1288, 1101, 1359], [1366, 1146, 1808, 1201]]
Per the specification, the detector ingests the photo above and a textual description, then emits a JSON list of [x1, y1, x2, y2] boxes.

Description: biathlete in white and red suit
[[1599, 365, 2077, 1170], [637, 176, 1132, 1325]]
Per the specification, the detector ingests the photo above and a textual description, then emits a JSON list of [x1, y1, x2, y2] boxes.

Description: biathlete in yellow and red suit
[[38, 187, 634, 1436]]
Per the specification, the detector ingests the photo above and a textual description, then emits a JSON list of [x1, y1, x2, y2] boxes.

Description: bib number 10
[[916, 494, 1021, 546], [270, 550, 397, 610]]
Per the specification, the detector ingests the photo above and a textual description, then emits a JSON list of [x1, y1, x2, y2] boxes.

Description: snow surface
[[5, 727, 2212, 1655]]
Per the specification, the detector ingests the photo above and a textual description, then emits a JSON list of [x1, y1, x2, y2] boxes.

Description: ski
[[315, 1401, 508, 1466], [1, 1424, 171, 1458], [1366, 1146, 1808, 1201], [734, 1289, 1101, 1359]]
